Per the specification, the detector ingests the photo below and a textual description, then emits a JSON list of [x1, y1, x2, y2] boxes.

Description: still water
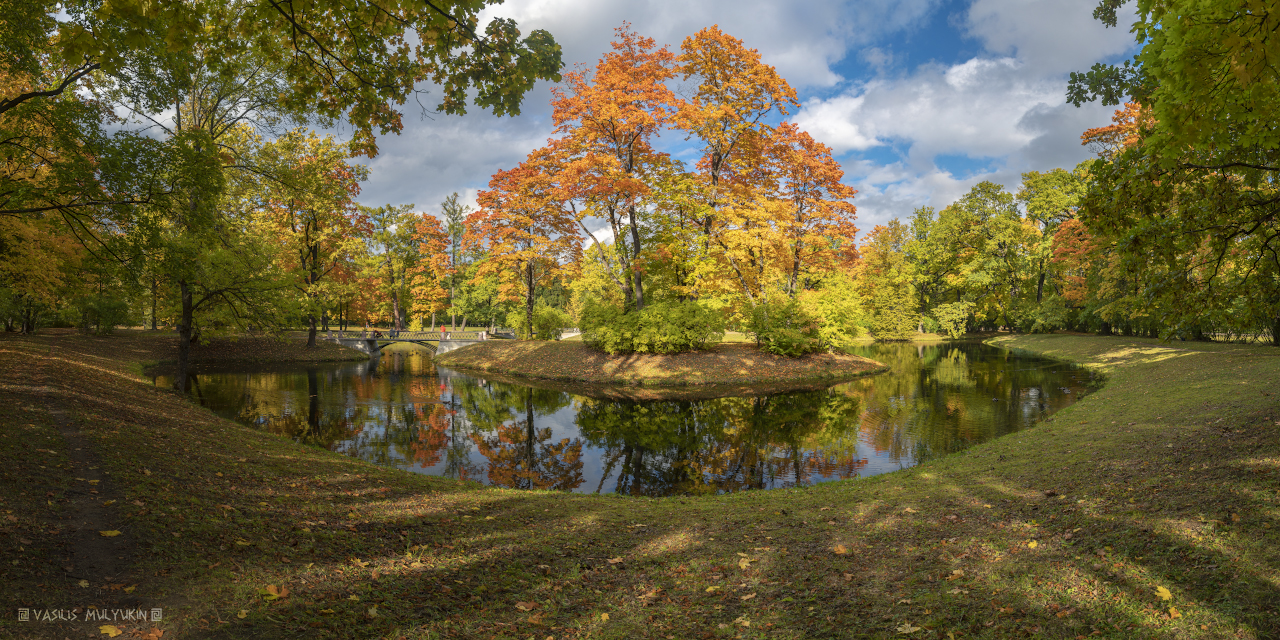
[[153, 342, 1094, 496]]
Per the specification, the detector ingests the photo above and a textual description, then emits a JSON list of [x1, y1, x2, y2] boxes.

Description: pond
[[152, 342, 1095, 496]]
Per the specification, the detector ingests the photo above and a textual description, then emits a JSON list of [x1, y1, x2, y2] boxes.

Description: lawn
[[1, 331, 1277, 639]]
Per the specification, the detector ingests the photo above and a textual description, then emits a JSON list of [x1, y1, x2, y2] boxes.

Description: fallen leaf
[[99, 530, 121, 537], [262, 585, 289, 601], [740, 593, 756, 601], [948, 588, 969, 595], [348, 595, 360, 601], [1028, 540, 1038, 549], [1169, 607, 1181, 619], [843, 573, 854, 581], [515, 602, 537, 611], [833, 545, 848, 555], [123, 586, 136, 593], [352, 558, 370, 568], [600, 613, 609, 622], [897, 622, 921, 634], [366, 605, 378, 618], [78, 579, 89, 588], [1155, 586, 1173, 601], [904, 508, 917, 514], [705, 586, 721, 592], [236, 610, 247, 619], [738, 557, 752, 570], [607, 557, 623, 564], [100, 625, 123, 637]]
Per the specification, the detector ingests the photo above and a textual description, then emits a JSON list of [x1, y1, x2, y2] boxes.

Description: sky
[[348, 0, 1137, 238]]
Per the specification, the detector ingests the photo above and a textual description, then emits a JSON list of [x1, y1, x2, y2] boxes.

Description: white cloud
[[788, 0, 1134, 233]]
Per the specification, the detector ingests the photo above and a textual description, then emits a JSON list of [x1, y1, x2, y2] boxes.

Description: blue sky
[[353, 0, 1137, 239]]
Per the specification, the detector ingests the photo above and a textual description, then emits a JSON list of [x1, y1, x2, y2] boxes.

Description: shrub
[[796, 273, 869, 348], [870, 284, 919, 341], [581, 300, 724, 355], [747, 299, 825, 357], [507, 303, 571, 340], [931, 301, 975, 339]]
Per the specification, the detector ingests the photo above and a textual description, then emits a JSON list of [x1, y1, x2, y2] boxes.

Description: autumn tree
[[364, 203, 417, 331], [768, 122, 859, 297], [408, 212, 450, 329], [469, 148, 580, 339], [258, 130, 370, 347], [674, 25, 798, 231], [551, 25, 677, 311], [858, 220, 919, 341]]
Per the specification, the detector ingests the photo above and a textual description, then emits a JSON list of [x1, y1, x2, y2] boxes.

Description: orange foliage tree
[[408, 213, 450, 328], [468, 148, 580, 337], [551, 24, 677, 311]]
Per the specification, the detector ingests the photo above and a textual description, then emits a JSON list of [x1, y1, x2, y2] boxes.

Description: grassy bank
[[2, 332, 1277, 639], [435, 340, 885, 387]]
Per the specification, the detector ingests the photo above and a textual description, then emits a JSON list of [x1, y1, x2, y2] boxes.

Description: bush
[[931, 301, 974, 339], [796, 273, 869, 348], [747, 299, 825, 357], [581, 300, 724, 355], [507, 303, 571, 340]]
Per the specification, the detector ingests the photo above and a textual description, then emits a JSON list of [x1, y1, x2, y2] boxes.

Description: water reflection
[[153, 342, 1094, 495]]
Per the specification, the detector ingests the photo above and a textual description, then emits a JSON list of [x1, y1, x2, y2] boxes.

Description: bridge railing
[[324, 329, 491, 341]]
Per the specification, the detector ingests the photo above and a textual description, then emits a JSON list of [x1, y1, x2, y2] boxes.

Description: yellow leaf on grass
[[1156, 586, 1173, 601], [833, 545, 848, 555], [236, 610, 247, 619], [262, 584, 289, 601], [904, 508, 917, 514], [896, 622, 920, 634], [607, 557, 623, 564], [352, 559, 370, 568], [740, 593, 755, 601], [1028, 541, 1038, 549], [1169, 607, 1181, 619], [99, 530, 121, 537], [600, 613, 609, 622], [706, 586, 721, 592], [100, 625, 123, 637], [738, 557, 752, 570], [515, 601, 537, 611], [78, 579, 89, 588], [123, 586, 135, 593]]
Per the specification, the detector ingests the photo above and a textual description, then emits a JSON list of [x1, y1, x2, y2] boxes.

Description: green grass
[[2, 332, 1278, 639]]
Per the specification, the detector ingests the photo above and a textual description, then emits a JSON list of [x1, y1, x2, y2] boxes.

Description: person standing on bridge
[[441, 324, 447, 341]]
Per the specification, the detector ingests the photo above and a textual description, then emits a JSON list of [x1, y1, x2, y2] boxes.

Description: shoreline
[[433, 340, 887, 388]]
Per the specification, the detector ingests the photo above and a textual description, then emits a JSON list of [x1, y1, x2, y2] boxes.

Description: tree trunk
[[525, 261, 535, 340], [1273, 313, 1280, 347], [628, 205, 645, 311], [1036, 269, 1045, 303], [175, 281, 194, 393]]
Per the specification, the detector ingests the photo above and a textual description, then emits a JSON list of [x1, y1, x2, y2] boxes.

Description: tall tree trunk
[[1036, 267, 1045, 304], [175, 281, 194, 393], [1271, 313, 1280, 347], [525, 261, 535, 340], [307, 313, 318, 347], [628, 205, 644, 311]]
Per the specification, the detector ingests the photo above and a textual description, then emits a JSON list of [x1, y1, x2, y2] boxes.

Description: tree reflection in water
[[156, 342, 1094, 496]]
